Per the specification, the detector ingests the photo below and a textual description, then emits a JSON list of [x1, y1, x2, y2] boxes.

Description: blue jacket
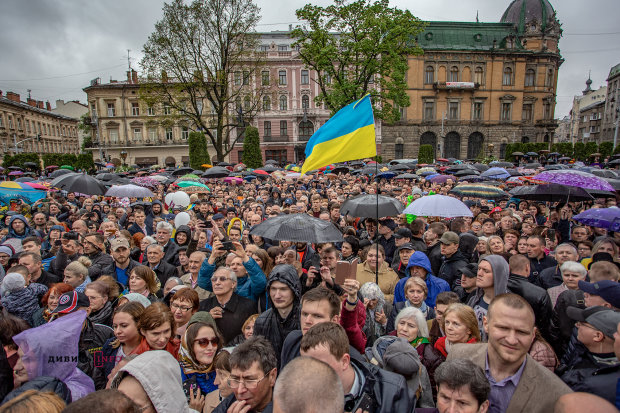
[[393, 251, 450, 307], [198, 257, 267, 302], [1, 215, 36, 242]]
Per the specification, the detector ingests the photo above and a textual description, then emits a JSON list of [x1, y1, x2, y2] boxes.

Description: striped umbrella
[[449, 184, 510, 200]]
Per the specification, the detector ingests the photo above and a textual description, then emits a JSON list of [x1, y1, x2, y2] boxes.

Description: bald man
[[554, 392, 617, 413]]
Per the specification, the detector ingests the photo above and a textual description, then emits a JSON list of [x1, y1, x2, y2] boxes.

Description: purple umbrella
[[8, 171, 24, 176], [429, 174, 457, 184], [532, 170, 615, 192], [573, 207, 620, 231]]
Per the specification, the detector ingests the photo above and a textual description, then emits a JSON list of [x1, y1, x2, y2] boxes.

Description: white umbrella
[[149, 175, 169, 182], [403, 195, 472, 218], [105, 184, 154, 198]]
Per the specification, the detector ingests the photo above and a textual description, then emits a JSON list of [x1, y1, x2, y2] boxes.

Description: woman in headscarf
[[359, 282, 392, 347]]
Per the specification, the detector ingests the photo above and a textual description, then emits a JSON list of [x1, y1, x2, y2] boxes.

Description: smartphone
[[335, 258, 359, 285], [221, 241, 234, 251], [351, 392, 376, 413], [205, 221, 213, 228]]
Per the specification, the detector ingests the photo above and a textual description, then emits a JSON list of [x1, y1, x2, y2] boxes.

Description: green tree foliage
[[140, 0, 265, 161], [599, 142, 613, 158], [188, 131, 211, 170], [584, 142, 598, 159], [241, 126, 263, 168], [418, 144, 433, 164], [573, 142, 586, 161], [551, 142, 574, 157], [614, 145, 620, 155], [75, 153, 95, 172], [78, 113, 93, 152], [291, 0, 425, 122], [2, 153, 40, 170]]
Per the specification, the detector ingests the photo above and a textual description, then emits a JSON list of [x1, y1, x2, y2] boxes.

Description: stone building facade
[[51, 99, 89, 149], [382, 0, 563, 160], [602, 63, 620, 143], [0, 91, 79, 161]]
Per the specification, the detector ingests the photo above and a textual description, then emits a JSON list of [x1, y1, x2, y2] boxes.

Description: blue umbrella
[[481, 167, 510, 180], [243, 175, 257, 181], [573, 207, 620, 231], [376, 172, 396, 179]]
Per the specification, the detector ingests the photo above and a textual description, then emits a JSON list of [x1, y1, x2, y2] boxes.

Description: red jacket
[[340, 299, 367, 353], [434, 336, 478, 358]]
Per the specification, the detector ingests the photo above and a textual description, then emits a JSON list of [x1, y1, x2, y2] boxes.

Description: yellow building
[[382, 0, 563, 160]]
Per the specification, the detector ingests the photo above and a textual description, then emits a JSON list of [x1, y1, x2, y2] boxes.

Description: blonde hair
[[441, 303, 481, 342], [404, 276, 428, 298], [65, 256, 92, 281]]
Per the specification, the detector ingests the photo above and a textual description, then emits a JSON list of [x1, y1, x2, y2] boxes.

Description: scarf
[[405, 300, 429, 318], [178, 329, 216, 376], [434, 336, 478, 357], [410, 336, 430, 348]]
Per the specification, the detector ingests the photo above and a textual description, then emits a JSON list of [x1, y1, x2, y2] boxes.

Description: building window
[[302, 95, 310, 109], [423, 101, 435, 120], [448, 101, 459, 120], [473, 102, 483, 120], [131, 102, 140, 116], [503, 67, 513, 86], [425, 66, 434, 84], [234, 71, 241, 86], [243, 96, 251, 111], [163, 102, 171, 115], [299, 120, 314, 138], [279, 95, 287, 111], [324, 71, 332, 85], [546, 68, 554, 87], [449, 66, 459, 82], [242, 71, 250, 85], [280, 120, 288, 136], [107, 103, 115, 117], [474, 67, 484, 85], [8, 116, 13, 129], [109, 129, 118, 144], [278, 45, 288, 51], [181, 126, 189, 140], [133, 128, 142, 141], [147, 105, 155, 116], [301, 70, 309, 85], [261, 71, 270, 86], [543, 102, 551, 119], [264, 121, 271, 137], [525, 69, 535, 87], [279, 70, 287, 85], [166, 128, 173, 140], [17, 118, 22, 130], [265, 149, 287, 164], [260, 45, 269, 52], [148, 127, 157, 142], [522, 103, 533, 122], [0, 115, 4, 128], [395, 143, 404, 159], [263, 96, 271, 111], [501, 102, 512, 121], [25, 120, 30, 132]]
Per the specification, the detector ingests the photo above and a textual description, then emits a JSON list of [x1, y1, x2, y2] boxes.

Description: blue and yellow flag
[[301, 95, 376, 175]]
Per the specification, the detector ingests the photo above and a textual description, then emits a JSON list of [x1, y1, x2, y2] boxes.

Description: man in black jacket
[[527, 235, 557, 285], [145, 243, 177, 287], [82, 233, 114, 281], [538, 243, 578, 290], [155, 221, 180, 266], [199, 267, 256, 345], [425, 223, 445, 276], [49, 231, 81, 277], [18, 252, 60, 288], [438, 231, 469, 289], [300, 322, 414, 413], [508, 255, 553, 341]]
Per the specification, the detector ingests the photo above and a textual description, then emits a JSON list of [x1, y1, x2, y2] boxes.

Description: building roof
[[500, 0, 556, 34], [416, 21, 524, 52], [608, 63, 620, 81], [0, 96, 78, 122]]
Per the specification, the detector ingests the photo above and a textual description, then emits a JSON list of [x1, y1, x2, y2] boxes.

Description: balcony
[[433, 82, 479, 91], [263, 135, 289, 143], [298, 134, 312, 142]]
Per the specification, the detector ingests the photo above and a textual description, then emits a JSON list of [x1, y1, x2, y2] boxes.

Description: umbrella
[[591, 169, 618, 179], [608, 159, 620, 166], [452, 169, 479, 177], [429, 175, 456, 184], [223, 176, 244, 184], [511, 152, 524, 156], [558, 157, 572, 161], [376, 172, 396, 179], [130, 177, 160, 190], [96, 173, 121, 181], [458, 175, 487, 182], [217, 162, 233, 167], [394, 173, 419, 180], [23, 162, 38, 168], [49, 168, 74, 179], [258, 165, 282, 173], [340, 194, 404, 219], [250, 213, 343, 243], [45, 165, 58, 170], [525, 152, 538, 156], [176, 181, 210, 190], [171, 167, 194, 176], [8, 166, 22, 170], [0, 182, 33, 190], [60, 165, 75, 170], [50, 173, 107, 195], [603, 178, 620, 191], [8, 171, 24, 176], [265, 160, 279, 165], [481, 167, 510, 180], [573, 208, 620, 231], [437, 158, 450, 163], [532, 170, 615, 192], [14, 177, 35, 182], [509, 184, 594, 202], [23, 182, 49, 190], [525, 163, 542, 169], [105, 184, 155, 198], [202, 166, 230, 178], [488, 161, 513, 168], [449, 184, 510, 200], [417, 167, 437, 176], [243, 175, 257, 181], [403, 195, 472, 218], [332, 166, 351, 174], [389, 164, 411, 171]]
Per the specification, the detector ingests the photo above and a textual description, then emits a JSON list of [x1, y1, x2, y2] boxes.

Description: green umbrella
[[180, 174, 200, 180], [59, 165, 75, 170], [176, 181, 210, 190]]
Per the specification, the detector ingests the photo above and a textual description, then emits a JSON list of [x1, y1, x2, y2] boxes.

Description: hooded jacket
[[467, 255, 509, 341], [394, 252, 450, 307], [145, 200, 164, 230], [458, 232, 479, 263], [1, 215, 35, 242], [253, 264, 301, 367], [1, 376, 72, 405], [437, 250, 469, 289], [1, 282, 47, 325], [174, 225, 192, 246], [111, 350, 192, 413]]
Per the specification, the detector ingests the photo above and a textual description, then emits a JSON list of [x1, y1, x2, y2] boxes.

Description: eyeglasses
[[170, 303, 193, 312], [228, 369, 273, 389], [212, 276, 231, 283], [196, 336, 220, 348]]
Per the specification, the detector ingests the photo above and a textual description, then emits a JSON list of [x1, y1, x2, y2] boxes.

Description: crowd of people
[[0, 166, 619, 413]]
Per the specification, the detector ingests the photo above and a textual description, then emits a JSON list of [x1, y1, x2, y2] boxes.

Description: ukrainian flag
[[301, 95, 376, 175]]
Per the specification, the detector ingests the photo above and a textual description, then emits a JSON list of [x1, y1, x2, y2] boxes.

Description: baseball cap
[[110, 238, 130, 251], [398, 243, 415, 251], [491, 207, 502, 213], [439, 231, 459, 245], [51, 291, 90, 314], [587, 252, 620, 270], [378, 218, 397, 231], [566, 305, 620, 338], [578, 280, 620, 308], [212, 213, 225, 220], [394, 228, 413, 239], [461, 263, 478, 278]]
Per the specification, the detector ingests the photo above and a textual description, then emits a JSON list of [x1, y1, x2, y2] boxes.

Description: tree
[[574, 142, 586, 161], [418, 145, 433, 164], [241, 126, 263, 168], [188, 131, 211, 170], [140, 0, 265, 161], [599, 142, 613, 159], [78, 113, 93, 152], [2, 153, 40, 170], [291, 0, 425, 122]]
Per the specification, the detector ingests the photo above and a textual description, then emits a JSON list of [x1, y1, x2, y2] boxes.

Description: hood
[[406, 251, 433, 277], [267, 264, 302, 301], [1, 376, 72, 405], [174, 225, 192, 245], [112, 350, 189, 413], [481, 255, 509, 297], [459, 233, 479, 259], [7, 214, 32, 238], [227, 217, 244, 236], [150, 200, 164, 216]]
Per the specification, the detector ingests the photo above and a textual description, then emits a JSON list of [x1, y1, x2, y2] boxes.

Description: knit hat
[[188, 311, 216, 327], [121, 293, 152, 308], [0, 245, 14, 257], [2, 273, 26, 294]]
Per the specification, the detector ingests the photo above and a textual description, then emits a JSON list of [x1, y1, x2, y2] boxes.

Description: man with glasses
[[82, 232, 114, 281], [200, 266, 256, 345], [213, 336, 277, 413]]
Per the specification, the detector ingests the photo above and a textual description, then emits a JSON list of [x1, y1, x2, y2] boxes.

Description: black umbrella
[[389, 164, 411, 171], [340, 194, 404, 219], [96, 173, 121, 181], [526, 152, 538, 156], [602, 178, 620, 191], [8, 166, 22, 170], [202, 166, 230, 178], [171, 167, 194, 177], [250, 214, 343, 243], [50, 173, 107, 195], [265, 160, 279, 165], [592, 170, 618, 179], [509, 184, 594, 202], [559, 157, 572, 161], [394, 173, 419, 180], [609, 159, 620, 166], [506, 169, 523, 177], [14, 177, 35, 182], [525, 163, 542, 169], [49, 168, 74, 179], [217, 162, 233, 167], [23, 162, 38, 168], [332, 166, 351, 174], [488, 162, 513, 168], [453, 169, 479, 177], [549, 152, 561, 156], [586, 189, 617, 198], [472, 163, 490, 171]]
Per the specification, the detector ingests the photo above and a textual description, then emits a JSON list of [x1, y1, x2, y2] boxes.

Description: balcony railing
[[264, 135, 289, 142]]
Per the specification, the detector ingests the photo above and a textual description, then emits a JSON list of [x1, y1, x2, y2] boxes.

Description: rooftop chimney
[[37, 101, 44, 109], [0, 90, 3, 98], [6, 92, 20, 103], [27, 98, 37, 107], [46, 101, 51, 111], [131, 69, 138, 84], [127, 70, 132, 83]]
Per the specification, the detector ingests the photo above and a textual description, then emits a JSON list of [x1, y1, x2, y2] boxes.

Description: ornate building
[[382, 0, 563, 160], [0, 91, 79, 160], [601, 63, 620, 144]]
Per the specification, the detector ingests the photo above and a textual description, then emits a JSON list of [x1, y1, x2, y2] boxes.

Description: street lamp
[[488, 143, 494, 158], [120, 150, 128, 166]]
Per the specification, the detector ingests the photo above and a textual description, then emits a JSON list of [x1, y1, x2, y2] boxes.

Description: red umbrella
[[437, 158, 449, 163], [45, 165, 59, 170], [254, 170, 269, 176]]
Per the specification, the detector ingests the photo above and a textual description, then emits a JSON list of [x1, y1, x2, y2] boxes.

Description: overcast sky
[[1, 0, 618, 118]]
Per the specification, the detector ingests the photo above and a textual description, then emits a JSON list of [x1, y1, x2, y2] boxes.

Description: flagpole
[[375, 158, 379, 284]]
